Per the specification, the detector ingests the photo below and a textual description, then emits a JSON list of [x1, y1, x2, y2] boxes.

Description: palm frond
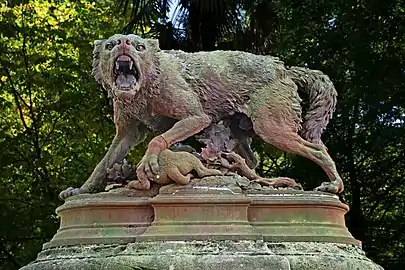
[[116, 0, 278, 52], [117, 0, 172, 34]]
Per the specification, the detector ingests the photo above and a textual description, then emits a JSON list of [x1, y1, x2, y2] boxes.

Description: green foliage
[[0, 1, 137, 268], [0, 0, 404, 269]]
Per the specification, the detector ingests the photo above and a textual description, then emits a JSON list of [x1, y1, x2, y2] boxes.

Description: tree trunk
[[346, 101, 365, 242]]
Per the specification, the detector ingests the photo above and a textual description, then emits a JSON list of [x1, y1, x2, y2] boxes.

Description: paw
[[59, 187, 89, 200], [253, 177, 303, 190], [212, 169, 223, 176], [199, 168, 223, 178], [137, 154, 159, 180], [127, 180, 150, 190], [185, 173, 193, 182], [314, 180, 344, 194]]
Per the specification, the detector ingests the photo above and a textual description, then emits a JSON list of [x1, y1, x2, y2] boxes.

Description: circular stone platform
[[21, 241, 382, 270], [247, 191, 360, 245], [21, 176, 384, 270]]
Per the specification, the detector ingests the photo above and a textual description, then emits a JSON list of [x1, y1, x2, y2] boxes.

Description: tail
[[287, 66, 337, 145]]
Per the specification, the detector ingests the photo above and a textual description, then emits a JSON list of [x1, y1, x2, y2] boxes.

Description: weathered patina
[[129, 148, 222, 190], [59, 34, 342, 199]]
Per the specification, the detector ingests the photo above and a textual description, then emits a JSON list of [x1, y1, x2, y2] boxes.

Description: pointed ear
[[92, 39, 105, 84], [146, 39, 161, 52], [94, 39, 104, 47]]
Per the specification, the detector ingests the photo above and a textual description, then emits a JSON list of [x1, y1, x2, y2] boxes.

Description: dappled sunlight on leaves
[[0, 1, 134, 268]]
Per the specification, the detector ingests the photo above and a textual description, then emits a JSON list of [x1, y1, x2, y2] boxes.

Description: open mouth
[[113, 55, 139, 90]]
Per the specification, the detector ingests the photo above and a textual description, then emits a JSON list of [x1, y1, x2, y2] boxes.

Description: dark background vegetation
[[0, 0, 404, 269]]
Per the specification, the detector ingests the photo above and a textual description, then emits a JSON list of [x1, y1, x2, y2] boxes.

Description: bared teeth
[[117, 55, 131, 61], [114, 55, 136, 76]]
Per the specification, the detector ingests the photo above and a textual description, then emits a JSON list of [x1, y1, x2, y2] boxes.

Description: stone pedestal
[[21, 177, 384, 270], [43, 190, 154, 248], [138, 194, 260, 241], [247, 191, 361, 245]]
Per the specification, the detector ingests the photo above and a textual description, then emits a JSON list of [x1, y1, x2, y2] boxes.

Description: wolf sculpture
[[59, 34, 342, 199]]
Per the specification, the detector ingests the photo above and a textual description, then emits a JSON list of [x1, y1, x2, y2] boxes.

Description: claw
[[136, 165, 147, 181], [59, 187, 90, 200], [144, 163, 155, 179], [314, 180, 343, 194], [149, 156, 159, 175]]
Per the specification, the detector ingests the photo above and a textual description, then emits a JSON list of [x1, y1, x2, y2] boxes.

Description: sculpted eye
[[105, 43, 114, 50], [136, 44, 145, 51]]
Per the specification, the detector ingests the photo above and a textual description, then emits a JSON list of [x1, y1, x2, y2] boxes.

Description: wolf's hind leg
[[253, 116, 343, 193]]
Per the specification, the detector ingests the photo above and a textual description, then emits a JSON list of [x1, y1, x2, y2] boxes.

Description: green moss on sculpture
[[128, 149, 222, 189], [60, 34, 342, 200], [21, 241, 383, 270]]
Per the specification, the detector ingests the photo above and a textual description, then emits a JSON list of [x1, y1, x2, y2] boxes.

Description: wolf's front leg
[[137, 114, 211, 180], [60, 122, 147, 200]]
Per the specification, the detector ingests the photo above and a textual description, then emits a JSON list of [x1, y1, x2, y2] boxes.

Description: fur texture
[[59, 34, 342, 200]]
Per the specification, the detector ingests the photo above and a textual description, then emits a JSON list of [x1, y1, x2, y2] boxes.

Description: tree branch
[[40, 110, 67, 148], [0, 65, 30, 132]]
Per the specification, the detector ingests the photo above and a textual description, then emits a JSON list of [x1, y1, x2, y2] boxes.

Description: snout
[[117, 38, 132, 55]]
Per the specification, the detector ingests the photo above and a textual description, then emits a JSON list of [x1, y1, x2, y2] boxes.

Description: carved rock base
[[21, 241, 382, 270]]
